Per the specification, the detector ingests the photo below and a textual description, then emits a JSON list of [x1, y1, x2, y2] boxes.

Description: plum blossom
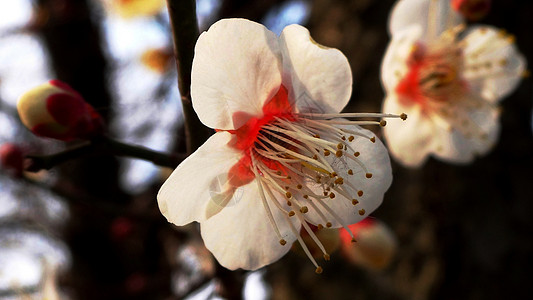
[[158, 19, 404, 272], [381, 0, 526, 167]]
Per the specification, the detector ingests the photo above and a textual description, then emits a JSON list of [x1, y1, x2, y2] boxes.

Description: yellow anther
[[287, 201, 292, 206], [354, 152, 360, 157], [324, 150, 330, 156], [317, 224, 324, 230], [348, 136, 354, 142], [285, 192, 292, 198], [276, 171, 282, 176], [313, 154, 318, 160], [326, 222, 332, 228], [370, 137, 376, 143], [380, 120, 387, 127], [357, 190, 363, 197], [337, 143, 344, 150], [303, 195, 309, 199], [334, 177, 344, 185], [330, 172, 337, 177], [296, 184, 302, 189], [300, 206, 309, 213], [315, 266, 323, 274], [288, 211, 295, 217], [335, 150, 343, 157], [313, 134, 320, 138], [400, 113, 407, 120], [323, 191, 328, 196], [323, 254, 330, 261], [280, 239, 287, 246], [352, 199, 359, 205], [341, 136, 346, 140], [329, 192, 336, 199], [365, 173, 373, 178], [358, 209, 366, 216], [351, 238, 357, 243], [287, 175, 291, 179]]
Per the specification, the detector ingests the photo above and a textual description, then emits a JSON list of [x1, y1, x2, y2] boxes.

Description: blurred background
[[0, 0, 531, 299]]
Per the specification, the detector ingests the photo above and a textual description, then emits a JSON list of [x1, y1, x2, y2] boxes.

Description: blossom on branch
[[381, 0, 526, 167], [17, 80, 103, 141], [158, 19, 404, 273], [104, 0, 165, 19]]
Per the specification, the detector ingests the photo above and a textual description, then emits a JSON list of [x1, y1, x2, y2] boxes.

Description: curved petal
[[157, 131, 245, 225], [431, 94, 501, 163], [381, 25, 423, 92], [462, 26, 527, 103], [191, 18, 283, 130], [200, 181, 300, 270], [303, 125, 392, 227], [382, 95, 436, 167], [279, 24, 352, 114], [389, 0, 463, 39]]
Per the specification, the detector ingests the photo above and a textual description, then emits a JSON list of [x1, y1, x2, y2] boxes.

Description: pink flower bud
[[339, 218, 397, 271], [451, 0, 491, 21], [0, 143, 25, 177], [17, 80, 103, 141]]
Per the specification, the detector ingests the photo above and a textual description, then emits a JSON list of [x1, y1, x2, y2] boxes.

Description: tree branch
[[25, 137, 185, 173], [165, 0, 211, 153]]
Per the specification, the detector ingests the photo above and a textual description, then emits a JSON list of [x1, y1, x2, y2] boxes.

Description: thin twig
[[25, 137, 185, 173], [165, 0, 211, 153]]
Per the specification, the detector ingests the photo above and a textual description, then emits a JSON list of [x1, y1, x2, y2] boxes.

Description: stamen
[[296, 213, 330, 261], [283, 213, 322, 272]]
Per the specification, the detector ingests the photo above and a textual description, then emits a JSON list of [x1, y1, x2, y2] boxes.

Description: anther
[[365, 173, 373, 178], [317, 224, 324, 230], [313, 134, 320, 138], [300, 206, 309, 213], [522, 70, 530, 78], [315, 266, 323, 274], [335, 150, 343, 157], [330, 172, 337, 177], [352, 199, 359, 205], [287, 175, 291, 179], [324, 150, 330, 156], [288, 211, 295, 217], [287, 201, 292, 206], [357, 190, 363, 197], [334, 177, 344, 185], [280, 239, 287, 246], [348, 169, 353, 175], [323, 191, 328, 196], [276, 171, 282, 176], [358, 209, 366, 216], [400, 113, 407, 120], [351, 238, 357, 243], [313, 154, 318, 160], [286, 192, 292, 198], [297, 184, 302, 189], [348, 136, 354, 142], [326, 222, 332, 228], [323, 254, 330, 261], [341, 136, 346, 140], [370, 137, 376, 143], [379, 120, 387, 127], [337, 143, 344, 150], [354, 152, 360, 157], [303, 195, 309, 199], [329, 192, 336, 199]]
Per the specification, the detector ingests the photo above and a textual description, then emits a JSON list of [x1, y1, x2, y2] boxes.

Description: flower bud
[[17, 80, 103, 141], [451, 0, 491, 21], [339, 218, 397, 271], [141, 48, 173, 74], [107, 0, 165, 19], [0, 143, 25, 177], [292, 223, 340, 259]]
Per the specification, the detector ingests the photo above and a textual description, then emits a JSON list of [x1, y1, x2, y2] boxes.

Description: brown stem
[[25, 137, 185, 173], [165, 0, 211, 153]]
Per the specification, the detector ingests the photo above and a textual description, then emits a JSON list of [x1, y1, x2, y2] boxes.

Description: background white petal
[[381, 25, 423, 92], [383, 95, 436, 167], [157, 131, 243, 225], [200, 182, 299, 270], [462, 26, 527, 103], [191, 18, 283, 130], [304, 125, 392, 227], [279, 24, 352, 114], [389, 0, 463, 40]]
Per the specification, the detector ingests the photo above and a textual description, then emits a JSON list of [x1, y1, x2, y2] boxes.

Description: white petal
[[279, 24, 352, 114], [157, 131, 244, 225], [381, 25, 423, 92], [462, 26, 527, 103], [382, 95, 436, 167], [200, 181, 299, 270], [389, 0, 463, 39], [191, 18, 283, 130], [303, 125, 392, 227]]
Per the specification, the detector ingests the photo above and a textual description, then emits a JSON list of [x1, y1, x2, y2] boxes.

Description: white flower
[[381, 0, 527, 167], [158, 19, 402, 272]]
